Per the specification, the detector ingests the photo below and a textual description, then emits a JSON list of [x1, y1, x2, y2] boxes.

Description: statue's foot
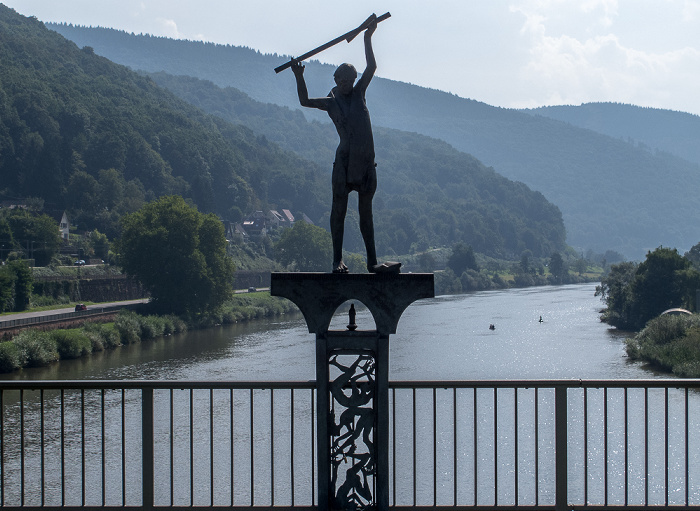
[[332, 260, 348, 273], [368, 261, 401, 274]]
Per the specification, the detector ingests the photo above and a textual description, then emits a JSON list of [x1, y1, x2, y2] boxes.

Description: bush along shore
[[0, 293, 299, 374], [625, 313, 700, 377]]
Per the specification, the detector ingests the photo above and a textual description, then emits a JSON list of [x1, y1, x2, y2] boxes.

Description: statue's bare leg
[[358, 191, 377, 270], [331, 192, 348, 273], [359, 192, 401, 274]]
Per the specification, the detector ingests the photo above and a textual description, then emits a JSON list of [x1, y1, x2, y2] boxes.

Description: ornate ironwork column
[[271, 272, 433, 511]]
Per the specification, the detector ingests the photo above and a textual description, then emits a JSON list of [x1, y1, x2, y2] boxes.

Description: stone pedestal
[[271, 272, 434, 511]]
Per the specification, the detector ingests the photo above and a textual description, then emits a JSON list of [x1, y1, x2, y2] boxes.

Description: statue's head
[[334, 63, 357, 95]]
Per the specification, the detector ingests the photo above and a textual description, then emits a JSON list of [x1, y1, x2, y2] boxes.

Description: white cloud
[[682, 0, 700, 21], [504, 0, 700, 113], [155, 17, 179, 38]]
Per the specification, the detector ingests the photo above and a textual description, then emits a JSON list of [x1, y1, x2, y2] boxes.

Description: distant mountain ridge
[[47, 23, 700, 259], [525, 103, 700, 167]]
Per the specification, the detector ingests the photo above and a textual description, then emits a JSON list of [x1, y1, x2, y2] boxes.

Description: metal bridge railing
[[1, 379, 700, 510]]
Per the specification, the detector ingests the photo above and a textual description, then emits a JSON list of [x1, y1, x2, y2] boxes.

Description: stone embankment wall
[[233, 271, 271, 289], [33, 276, 147, 303]]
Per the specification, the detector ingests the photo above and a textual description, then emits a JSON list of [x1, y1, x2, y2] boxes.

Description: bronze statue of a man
[[291, 20, 399, 274]]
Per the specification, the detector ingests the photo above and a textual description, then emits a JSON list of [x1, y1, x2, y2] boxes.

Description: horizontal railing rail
[[1, 379, 700, 510]]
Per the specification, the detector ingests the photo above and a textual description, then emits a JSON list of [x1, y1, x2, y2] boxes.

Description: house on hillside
[[239, 210, 313, 240], [281, 209, 295, 225], [0, 201, 27, 210], [267, 210, 285, 229], [268, 209, 296, 229], [242, 211, 267, 239], [46, 210, 70, 241], [57, 211, 70, 241], [224, 220, 248, 242]]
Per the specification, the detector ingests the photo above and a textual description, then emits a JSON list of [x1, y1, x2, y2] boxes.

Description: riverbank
[[0, 293, 300, 374], [625, 313, 700, 377]]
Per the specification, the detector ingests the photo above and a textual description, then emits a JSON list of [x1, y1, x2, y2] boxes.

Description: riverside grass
[[0, 293, 298, 373], [626, 313, 700, 377]]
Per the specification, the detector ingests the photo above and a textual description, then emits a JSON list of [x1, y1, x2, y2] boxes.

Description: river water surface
[[2, 283, 654, 382]]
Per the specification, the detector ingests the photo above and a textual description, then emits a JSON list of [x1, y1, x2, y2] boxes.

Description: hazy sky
[[4, 0, 700, 115]]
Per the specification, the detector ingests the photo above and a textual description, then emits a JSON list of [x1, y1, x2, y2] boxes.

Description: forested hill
[[0, 6, 566, 260], [0, 5, 328, 238], [48, 22, 700, 259], [525, 103, 700, 167]]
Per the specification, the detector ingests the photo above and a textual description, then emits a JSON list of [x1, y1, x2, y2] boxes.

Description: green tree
[[549, 252, 566, 284], [0, 216, 13, 260], [519, 250, 532, 275], [628, 247, 700, 329], [684, 241, 700, 270], [597, 247, 700, 330], [418, 251, 436, 273], [87, 230, 110, 260], [118, 195, 234, 315], [447, 243, 478, 275], [574, 258, 588, 275], [7, 260, 32, 311], [5, 209, 61, 266], [595, 261, 638, 329], [274, 221, 332, 272], [343, 252, 367, 274], [0, 266, 15, 312]]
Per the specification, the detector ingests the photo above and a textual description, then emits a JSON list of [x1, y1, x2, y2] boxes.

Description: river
[[2, 283, 694, 508], [2, 283, 654, 382]]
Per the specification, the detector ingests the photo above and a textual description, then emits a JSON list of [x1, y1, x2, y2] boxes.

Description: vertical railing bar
[[62, 389, 66, 507], [433, 386, 437, 507], [142, 388, 155, 511], [584, 387, 588, 505], [211, 388, 215, 507], [514, 387, 519, 507], [0, 389, 3, 507], [291, 389, 295, 507], [604, 387, 608, 507], [686, 386, 690, 506], [413, 387, 417, 507], [624, 387, 628, 507], [121, 388, 126, 506], [392, 388, 396, 506], [41, 389, 45, 507], [535, 387, 539, 507], [20, 389, 24, 507], [645, 387, 649, 506], [170, 389, 174, 506], [190, 388, 194, 507], [453, 387, 457, 507], [474, 387, 478, 507], [102, 388, 106, 507], [230, 388, 235, 507], [554, 386, 568, 511], [82, 388, 86, 507], [311, 388, 315, 507], [494, 387, 498, 507], [250, 388, 254, 507], [665, 387, 669, 507], [271, 388, 275, 507]]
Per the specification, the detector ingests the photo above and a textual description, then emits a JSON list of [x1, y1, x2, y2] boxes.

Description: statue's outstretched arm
[[292, 61, 330, 110]]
